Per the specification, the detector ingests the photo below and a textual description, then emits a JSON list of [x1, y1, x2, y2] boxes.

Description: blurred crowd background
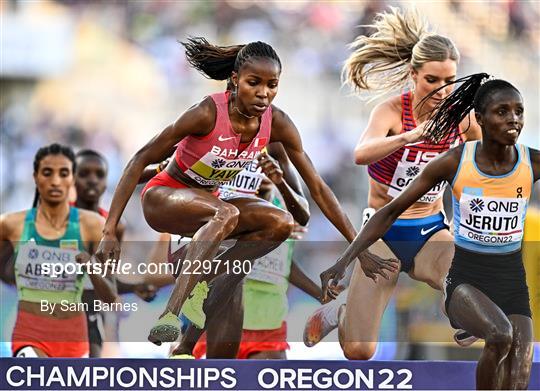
[[1, 0, 539, 360]]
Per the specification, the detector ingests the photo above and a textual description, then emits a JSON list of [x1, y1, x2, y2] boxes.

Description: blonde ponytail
[[344, 7, 459, 99]]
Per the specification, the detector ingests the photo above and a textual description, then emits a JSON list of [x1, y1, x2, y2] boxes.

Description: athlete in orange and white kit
[[323, 75, 538, 389], [304, 8, 482, 357]]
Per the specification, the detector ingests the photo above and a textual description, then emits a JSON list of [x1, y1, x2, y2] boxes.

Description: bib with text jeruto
[[458, 193, 527, 246], [452, 141, 533, 254]]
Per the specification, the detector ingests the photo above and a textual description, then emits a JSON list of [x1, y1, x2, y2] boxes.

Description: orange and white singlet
[[452, 141, 533, 253]]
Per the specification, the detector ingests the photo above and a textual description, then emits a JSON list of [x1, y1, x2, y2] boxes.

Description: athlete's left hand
[[257, 152, 283, 184], [320, 259, 348, 302], [290, 223, 307, 240], [358, 250, 399, 281], [75, 251, 93, 271]]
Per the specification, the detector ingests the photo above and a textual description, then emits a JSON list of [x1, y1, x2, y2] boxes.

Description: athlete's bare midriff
[[18, 301, 84, 319], [367, 177, 444, 219]]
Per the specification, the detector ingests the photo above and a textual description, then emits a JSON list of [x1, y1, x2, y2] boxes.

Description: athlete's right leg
[[143, 187, 240, 342], [171, 275, 244, 358], [339, 240, 399, 360], [407, 229, 454, 291], [498, 315, 533, 390], [205, 281, 244, 358], [447, 284, 514, 390], [304, 208, 374, 347], [303, 265, 352, 347], [175, 197, 293, 332]]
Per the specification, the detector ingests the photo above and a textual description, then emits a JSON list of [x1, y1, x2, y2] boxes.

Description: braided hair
[[181, 36, 281, 81], [32, 143, 76, 208], [420, 73, 521, 143]]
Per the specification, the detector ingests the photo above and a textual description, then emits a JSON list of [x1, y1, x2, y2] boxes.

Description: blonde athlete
[[304, 8, 481, 358]]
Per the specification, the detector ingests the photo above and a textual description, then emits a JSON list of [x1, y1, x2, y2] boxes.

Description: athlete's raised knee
[[268, 210, 294, 241], [342, 341, 377, 361]]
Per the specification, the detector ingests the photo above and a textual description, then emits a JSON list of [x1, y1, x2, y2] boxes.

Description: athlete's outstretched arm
[[270, 107, 357, 242], [96, 99, 216, 261], [270, 108, 398, 278], [320, 147, 462, 298], [289, 260, 324, 303], [262, 142, 310, 225], [80, 211, 118, 304]]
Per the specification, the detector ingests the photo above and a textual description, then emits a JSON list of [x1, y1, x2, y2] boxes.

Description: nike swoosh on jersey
[[218, 135, 236, 142], [420, 225, 439, 235]]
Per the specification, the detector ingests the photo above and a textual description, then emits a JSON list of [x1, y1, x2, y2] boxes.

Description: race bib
[[186, 149, 260, 187], [458, 193, 527, 246], [388, 160, 446, 203], [248, 242, 290, 285], [219, 161, 264, 200], [16, 242, 82, 292]]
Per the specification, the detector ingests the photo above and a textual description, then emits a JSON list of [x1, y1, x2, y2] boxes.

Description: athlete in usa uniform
[[304, 8, 481, 356]]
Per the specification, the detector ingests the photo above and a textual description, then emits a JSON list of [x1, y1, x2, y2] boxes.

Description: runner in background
[[74, 149, 156, 357], [0, 143, 117, 357]]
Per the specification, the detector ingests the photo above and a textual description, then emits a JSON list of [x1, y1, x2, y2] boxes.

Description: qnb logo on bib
[[28, 248, 39, 260], [211, 159, 226, 169], [459, 193, 526, 246], [469, 198, 485, 213], [388, 149, 445, 203], [17, 242, 81, 292], [406, 166, 420, 177], [186, 148, 260, 186]]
